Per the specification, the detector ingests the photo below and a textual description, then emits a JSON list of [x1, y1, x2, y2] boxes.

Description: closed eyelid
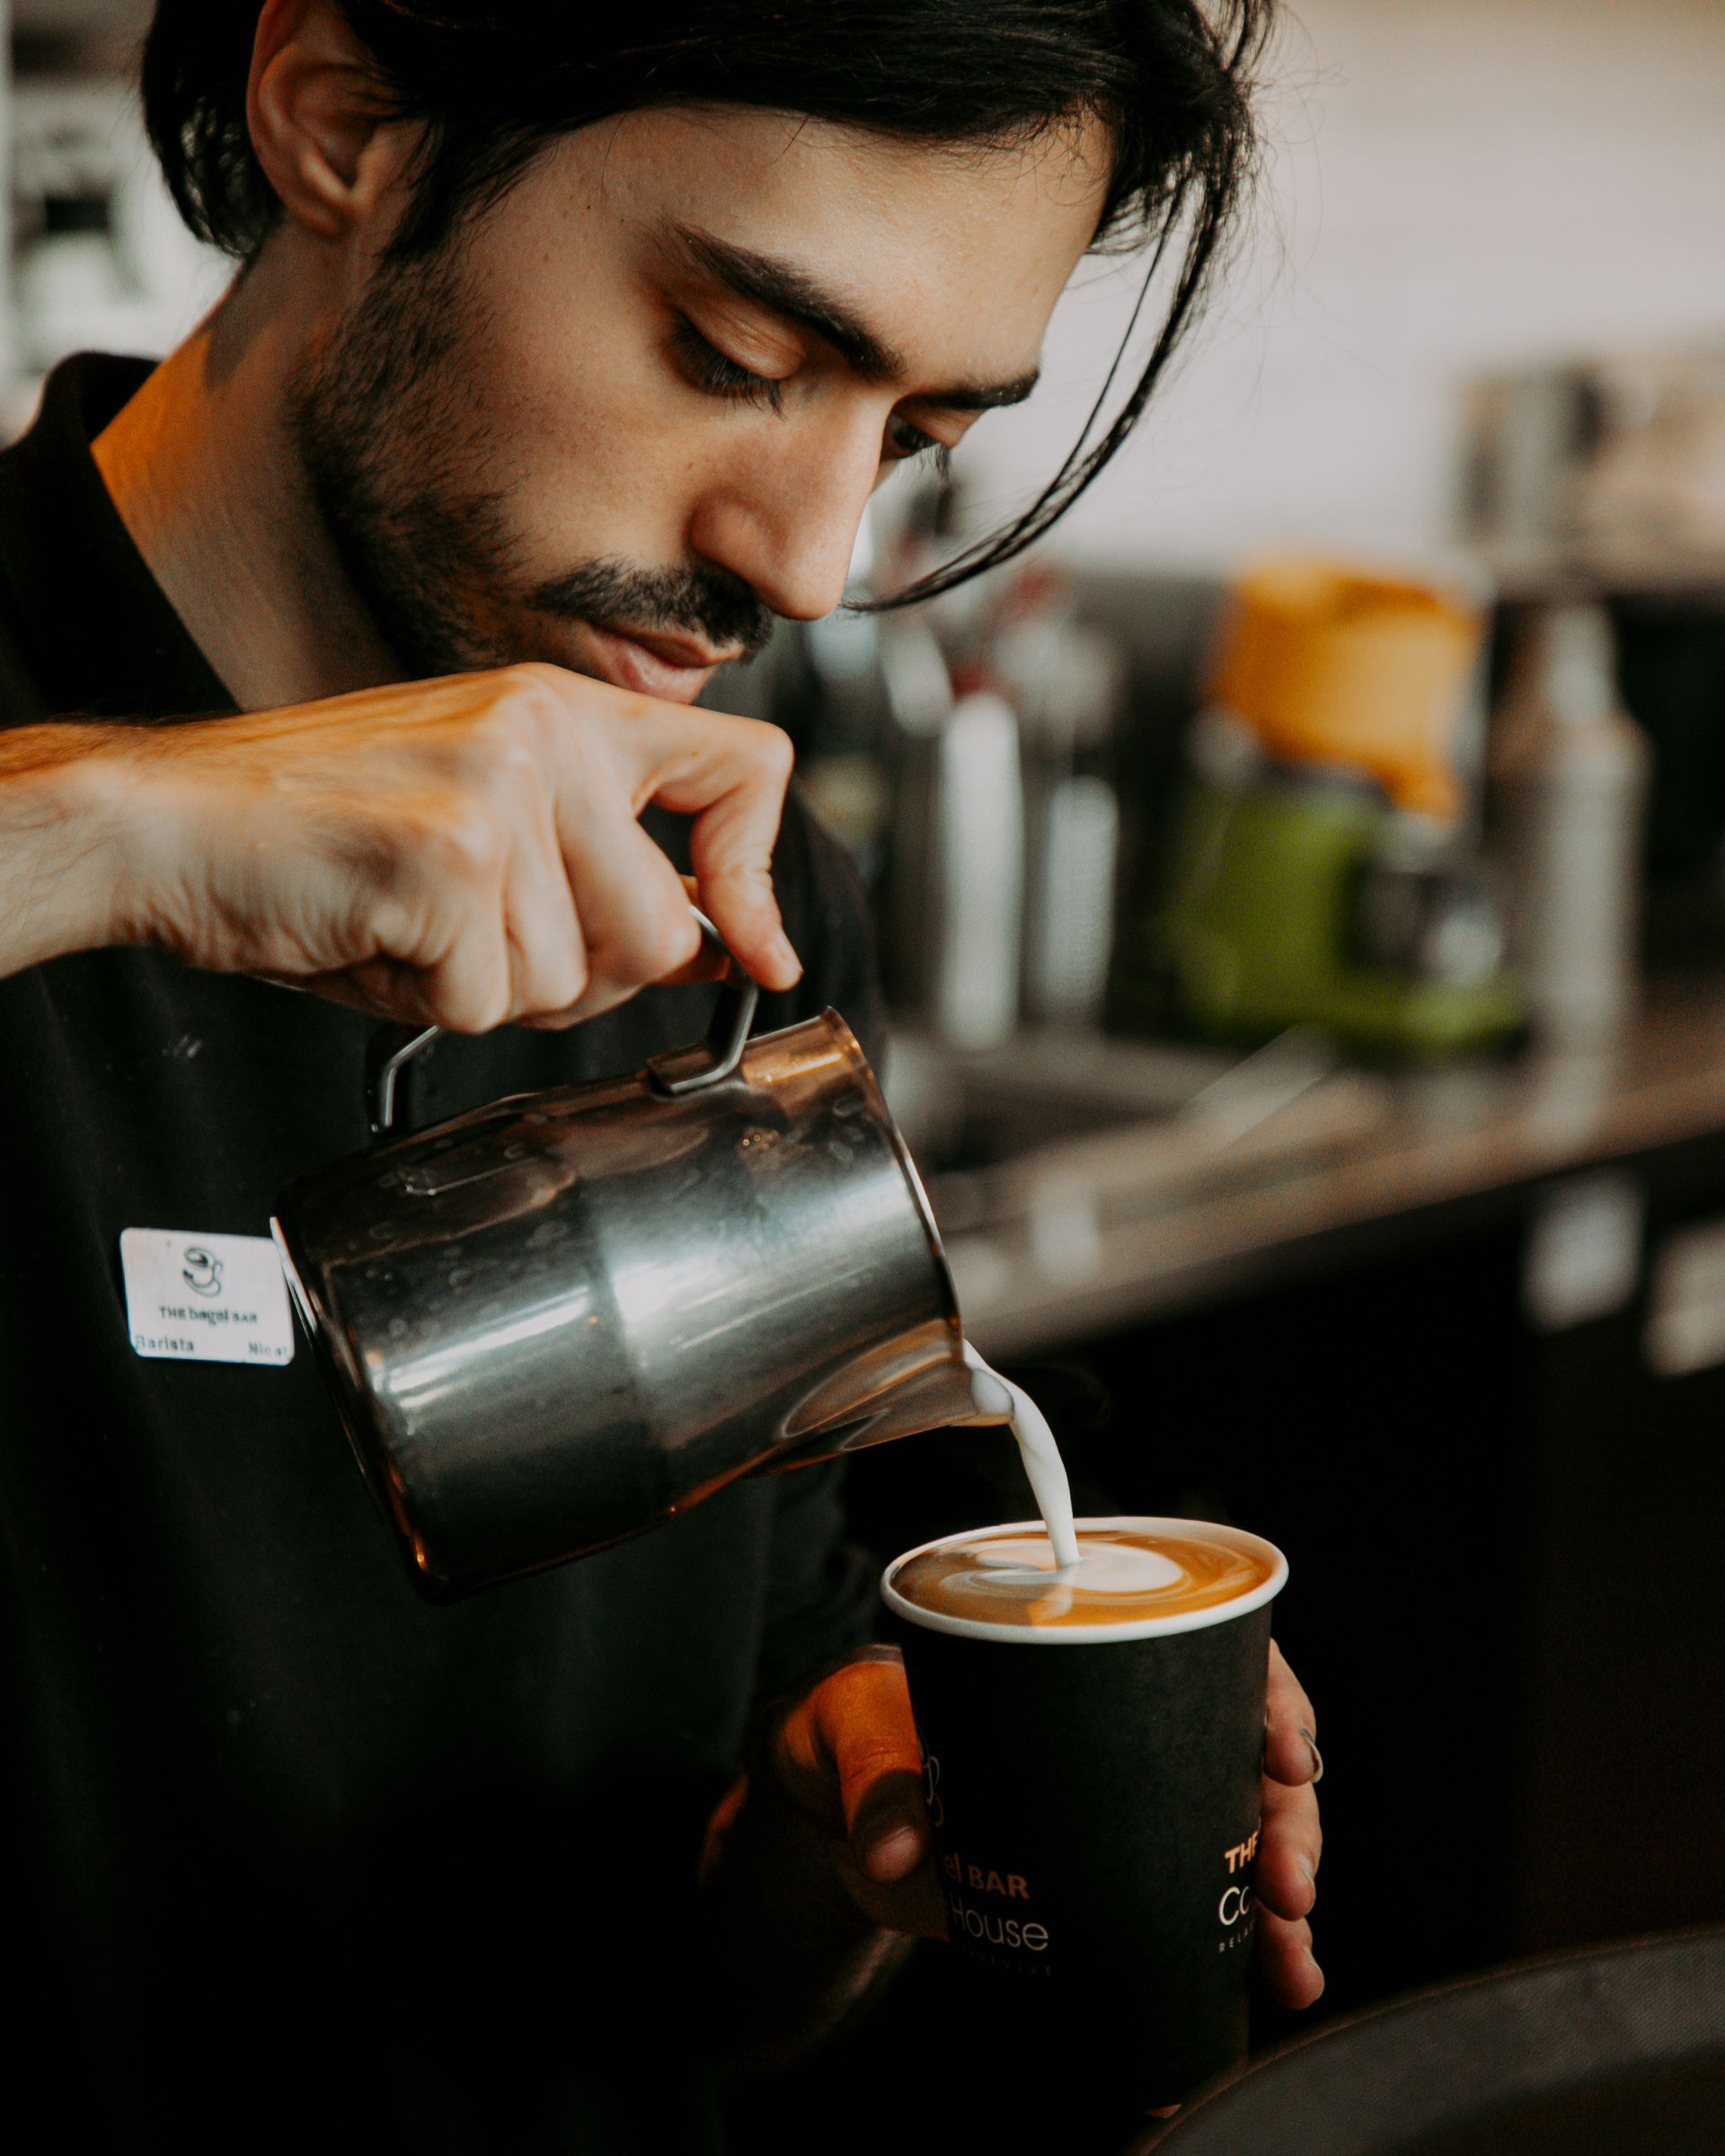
[[653, 223, 1039, 412], [677, 296, 803, 380], [897, 405, 978, 449], [664, 322, 780, 425], [670, 296, 963, 465]]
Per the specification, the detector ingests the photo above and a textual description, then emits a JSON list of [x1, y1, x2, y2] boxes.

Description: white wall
[[959, 0, 1725, 576]]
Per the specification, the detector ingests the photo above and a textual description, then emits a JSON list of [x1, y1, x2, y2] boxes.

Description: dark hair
[[140, 1, 1272, 605]]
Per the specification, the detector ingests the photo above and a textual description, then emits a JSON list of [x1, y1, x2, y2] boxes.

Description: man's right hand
[[1, 662, 801, 1028]]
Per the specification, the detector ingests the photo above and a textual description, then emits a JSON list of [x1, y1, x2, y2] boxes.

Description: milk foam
[[969, 1534, 1184, 1596]]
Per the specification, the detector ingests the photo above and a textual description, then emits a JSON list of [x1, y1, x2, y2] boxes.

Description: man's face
[[288, 106, 1110, 700]]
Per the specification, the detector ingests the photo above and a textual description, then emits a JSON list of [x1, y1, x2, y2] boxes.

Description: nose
[[687, 409, 885, 623]]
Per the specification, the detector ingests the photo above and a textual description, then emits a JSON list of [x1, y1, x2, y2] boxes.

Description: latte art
[[890, 1525, 1277, 1630]]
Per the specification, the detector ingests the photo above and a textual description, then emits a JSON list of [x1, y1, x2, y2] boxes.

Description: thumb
[[850, 1764, 930, 1886], [819, 1661, 932, 1886]]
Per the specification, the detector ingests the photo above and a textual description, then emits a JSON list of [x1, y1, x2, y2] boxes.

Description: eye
[[886, 414, 952, 477], [670, 316, 785, 415]]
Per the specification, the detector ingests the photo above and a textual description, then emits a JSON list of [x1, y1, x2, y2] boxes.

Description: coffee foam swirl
[[890, 1525, 1275, 1631]]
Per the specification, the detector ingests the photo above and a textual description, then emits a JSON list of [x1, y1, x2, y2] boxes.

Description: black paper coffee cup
[[881, 1515, 1287, 2122]]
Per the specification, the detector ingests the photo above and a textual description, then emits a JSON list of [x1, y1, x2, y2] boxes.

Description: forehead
[[523, 103, 1113, 378]]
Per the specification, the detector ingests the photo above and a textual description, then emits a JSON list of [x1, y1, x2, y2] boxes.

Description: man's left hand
[[767, 1639, 1324, 2007]]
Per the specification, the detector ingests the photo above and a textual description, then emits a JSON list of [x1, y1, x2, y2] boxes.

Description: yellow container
[[1210, 558, 1482, 819]]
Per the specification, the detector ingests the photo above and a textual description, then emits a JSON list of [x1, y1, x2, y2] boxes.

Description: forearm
[[0, 724, 141, 978], [697, 1768, 915, 2080]]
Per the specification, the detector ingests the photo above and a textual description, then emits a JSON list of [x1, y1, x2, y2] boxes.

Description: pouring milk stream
[[965, 1345, 1081, 1568], [963, 1348, 1199, 1609]]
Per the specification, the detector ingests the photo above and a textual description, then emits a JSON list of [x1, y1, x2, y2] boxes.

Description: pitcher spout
[[761, 1336, 1015, 1477]]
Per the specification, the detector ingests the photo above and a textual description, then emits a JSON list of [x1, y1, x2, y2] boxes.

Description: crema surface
[[891, 1526, 1276, 1630]]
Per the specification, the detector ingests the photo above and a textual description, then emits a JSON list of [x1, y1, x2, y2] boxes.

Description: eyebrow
[[665, 222, 1041, 414]]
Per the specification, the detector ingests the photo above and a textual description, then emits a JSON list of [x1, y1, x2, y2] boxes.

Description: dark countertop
[[934, 980, 1725, 1357]]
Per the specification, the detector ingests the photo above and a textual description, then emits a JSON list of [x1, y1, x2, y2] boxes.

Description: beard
[[285, 238, 774, 681]]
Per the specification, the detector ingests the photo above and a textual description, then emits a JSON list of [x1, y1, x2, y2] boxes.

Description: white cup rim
[[880, 1515, 1287, 1646]]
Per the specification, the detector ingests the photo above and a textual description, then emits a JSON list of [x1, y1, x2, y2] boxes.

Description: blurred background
[[7, 0, 1725, 2125]]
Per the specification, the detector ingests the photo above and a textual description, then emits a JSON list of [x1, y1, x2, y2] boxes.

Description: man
[[0, 2, 1321, 2146]]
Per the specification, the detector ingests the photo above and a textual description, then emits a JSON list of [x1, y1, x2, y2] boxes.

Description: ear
[[246, 0, 414, 244]]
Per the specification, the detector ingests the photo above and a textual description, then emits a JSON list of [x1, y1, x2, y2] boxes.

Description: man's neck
[[92, 251, 402, 713]]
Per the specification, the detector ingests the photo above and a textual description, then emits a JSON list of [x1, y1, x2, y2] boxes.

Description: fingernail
[[1297, 1855, 1316, 1904], [773, 931, 801, 981], [864, 1823, 925, 1883], [1300, 1726, 1324, 1784]]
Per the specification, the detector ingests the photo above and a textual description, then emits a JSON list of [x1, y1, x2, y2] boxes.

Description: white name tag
[[119, 1228, 296, 1367]]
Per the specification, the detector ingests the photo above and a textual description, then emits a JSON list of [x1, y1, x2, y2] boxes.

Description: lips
[[580, 622, 739, 704]]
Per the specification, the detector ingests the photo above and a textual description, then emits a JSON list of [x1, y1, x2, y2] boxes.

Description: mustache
[[526, 556, 774, 662]]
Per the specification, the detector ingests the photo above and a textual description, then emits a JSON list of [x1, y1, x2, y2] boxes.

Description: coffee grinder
[[1137, 557, 1520, 1056]]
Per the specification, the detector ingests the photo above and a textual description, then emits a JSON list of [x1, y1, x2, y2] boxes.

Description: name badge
[[119, 1228, 296, 1367]]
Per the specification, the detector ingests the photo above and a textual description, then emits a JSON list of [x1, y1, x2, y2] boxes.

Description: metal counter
[[892, 982, 1725, 1356]]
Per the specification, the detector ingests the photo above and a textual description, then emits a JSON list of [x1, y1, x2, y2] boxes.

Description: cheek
[[455, 261, 715, 567]]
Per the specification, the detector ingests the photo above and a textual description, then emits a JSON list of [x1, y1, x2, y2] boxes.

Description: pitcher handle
[[364, 910, 759, 1137], [367, 1022, 442, 1138]]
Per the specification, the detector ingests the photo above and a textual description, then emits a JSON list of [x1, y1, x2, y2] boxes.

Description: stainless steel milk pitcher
[[271, 921, 1008, 1599]]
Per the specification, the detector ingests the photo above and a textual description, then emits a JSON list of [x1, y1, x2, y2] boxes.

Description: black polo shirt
[[0, 356, 886, 2152]]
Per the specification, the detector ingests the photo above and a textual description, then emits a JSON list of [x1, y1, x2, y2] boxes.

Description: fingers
[[766, 1657, 946, 1941], [616, 697, 801, 991], [156, 662, 798, 1035], [365, 671, 708, 1032], [474, 670, 698, 1024], [1264, 1639, 1321, 1788], [656, 877, 739, 985], [1255, 1775, 1322, 1922], [551, 779, 703, 1014], [1257, 1907, 1325, 2010], [1255, 1719, 1324, 2009], [497, 785, 588, 1018], [394, 817, 583, 1037], [773, 1651, 1326, 1985], [1257, 1642, 1323, 2008], [809, 1658, 932, 1886], [532, 672, 799, 1016]]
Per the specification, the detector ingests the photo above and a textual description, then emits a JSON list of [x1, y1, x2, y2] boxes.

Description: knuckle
[[501, 658, 563, 696], [428, 800, 508, 882], [647, 904, 703, 977], [749, 720, 795, 782], [331, 819, 413, 896], [500, 660, 571, 727], [602, 890, 699, 985], [462, 706, 540, 785], [841, 1737, 916, 1789]]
